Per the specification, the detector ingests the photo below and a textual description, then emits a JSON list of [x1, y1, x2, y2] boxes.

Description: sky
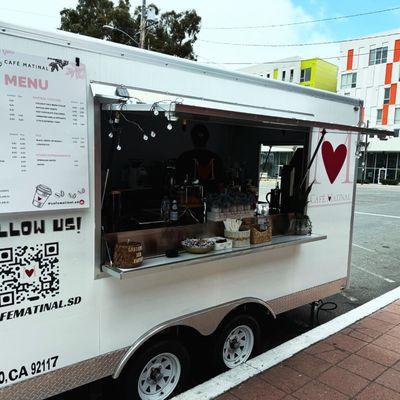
[[1, 0, 400, 69]]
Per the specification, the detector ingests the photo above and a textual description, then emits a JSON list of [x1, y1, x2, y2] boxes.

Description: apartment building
[[338, 29, 400, 183], [239, 56, 338, 92]]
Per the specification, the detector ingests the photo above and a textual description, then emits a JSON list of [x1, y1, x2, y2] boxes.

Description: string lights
[[106, 97, 182, 150]]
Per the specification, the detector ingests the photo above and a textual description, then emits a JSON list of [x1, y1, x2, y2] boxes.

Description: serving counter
[[102, 233, 327, 279]]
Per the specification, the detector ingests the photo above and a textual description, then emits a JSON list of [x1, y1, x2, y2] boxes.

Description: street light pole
[[139, 0, 147, 49], [362, 120, 370, 185], [103, 25, 139, 46]]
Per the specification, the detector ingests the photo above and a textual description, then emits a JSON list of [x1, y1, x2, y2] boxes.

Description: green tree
[[59, 0, 201, 60]]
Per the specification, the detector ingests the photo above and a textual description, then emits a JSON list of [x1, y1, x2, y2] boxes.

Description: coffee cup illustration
[[32, 184, 52, 208]]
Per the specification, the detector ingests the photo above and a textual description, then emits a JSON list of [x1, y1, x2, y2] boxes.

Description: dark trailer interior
[[99, 100, 311, 264]]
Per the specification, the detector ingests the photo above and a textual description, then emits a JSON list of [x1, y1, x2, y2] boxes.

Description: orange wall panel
[[390, 83, 397, 104], [385, 63, 393, 85], [382, 104, 389, 125], [394, 40, 400, 62], [346, 49, 354, 70]]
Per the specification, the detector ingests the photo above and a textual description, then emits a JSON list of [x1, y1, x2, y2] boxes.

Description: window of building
[[395, 108, 400, 124], [388, 153, 398, 167], [369, 46, 388, 65], [367, 153, 376, 165], [282, 70, 286, 81], [384, 87, 390, 104], [377, 109, 383, 124], [340, 72, 357, 89], [387, 169, 396, 180], [376, 153, 387, 168], [300, 68, 311, 82], [289, 69, 294, 82]]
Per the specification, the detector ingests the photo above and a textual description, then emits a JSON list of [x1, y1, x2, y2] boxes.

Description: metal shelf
[[102, 233, 327, 280]]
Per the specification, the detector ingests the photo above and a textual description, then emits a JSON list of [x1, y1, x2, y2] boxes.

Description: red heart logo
[[322, 141, 347, 184], [25, 269, 34, 277]]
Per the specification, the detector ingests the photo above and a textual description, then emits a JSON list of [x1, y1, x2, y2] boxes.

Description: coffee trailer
[[0, 21, 390, 400]]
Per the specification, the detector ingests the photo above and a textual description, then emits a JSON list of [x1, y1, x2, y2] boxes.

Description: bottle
[[161, 196, 170, 223], [170, 200, 178, 222], [256, 204, 268, 230]]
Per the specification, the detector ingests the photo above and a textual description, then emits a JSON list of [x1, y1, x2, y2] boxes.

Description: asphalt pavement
[[50, 184, 400, 400]]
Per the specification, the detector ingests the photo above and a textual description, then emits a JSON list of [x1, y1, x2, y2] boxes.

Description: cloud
[[1, 0, 339, 69], [186, 0, 338, 68]]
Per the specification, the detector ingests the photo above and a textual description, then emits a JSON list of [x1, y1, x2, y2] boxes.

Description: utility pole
[[139, 0, 147, 49]]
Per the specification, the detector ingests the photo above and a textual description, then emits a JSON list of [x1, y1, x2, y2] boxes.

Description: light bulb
[[143, 134, 149, 141], [108, 132, 113, 138], [151, 131, 156, 138], [167, 123, 173, 131], [116, 144, 122, 151], [153, 109, 159, 116]]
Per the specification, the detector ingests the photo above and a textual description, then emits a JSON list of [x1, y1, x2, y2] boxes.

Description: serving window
[[96, 99, 324, 278]]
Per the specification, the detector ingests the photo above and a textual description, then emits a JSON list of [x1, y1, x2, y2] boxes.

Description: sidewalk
[[216, 300, 400, 400]]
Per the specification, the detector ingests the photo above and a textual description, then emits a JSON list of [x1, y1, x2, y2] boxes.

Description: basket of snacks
[[181, 238, 215, 254], [250, 224, 272, 244], [113, 241, 143, 268]]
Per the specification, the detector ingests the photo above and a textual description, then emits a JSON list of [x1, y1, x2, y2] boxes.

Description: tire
[[122, 339, 190, 400], [211, 314, 261, 372]]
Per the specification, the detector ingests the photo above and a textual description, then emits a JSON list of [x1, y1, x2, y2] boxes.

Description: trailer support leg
[[309, 301, 319, 328]]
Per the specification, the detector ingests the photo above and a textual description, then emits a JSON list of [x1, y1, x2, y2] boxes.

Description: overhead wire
[[2, 4, 399, 69], [197, 47, 398, 65], [197, 7, 400, 66], [202, 6, 400, 30], [199, 31, 400, 48], [0, 7, 56, 19], [2, 5, 400, 30]]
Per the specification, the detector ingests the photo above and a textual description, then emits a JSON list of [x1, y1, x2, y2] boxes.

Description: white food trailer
[[0, 21, 391, 400]]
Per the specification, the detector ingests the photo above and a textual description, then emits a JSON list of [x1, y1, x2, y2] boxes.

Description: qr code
[[0, 242, 60, 308]]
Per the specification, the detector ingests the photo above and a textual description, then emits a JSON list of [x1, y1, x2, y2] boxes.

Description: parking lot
[[51, 184, 400, 400]]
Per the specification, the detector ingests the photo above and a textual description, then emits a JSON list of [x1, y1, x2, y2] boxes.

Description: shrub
[[380, 179, 399, 185], [357, 178, 371, 184]]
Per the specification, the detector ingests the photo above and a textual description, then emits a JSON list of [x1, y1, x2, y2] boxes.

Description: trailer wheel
[[212, 314, 260, 371], [122, 340, 190, 400]]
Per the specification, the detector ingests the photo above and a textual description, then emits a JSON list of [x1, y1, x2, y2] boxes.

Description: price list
[[0, 51, 90, 213]]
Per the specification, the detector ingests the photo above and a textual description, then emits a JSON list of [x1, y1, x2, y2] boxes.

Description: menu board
[[0, 50, 89, 213]]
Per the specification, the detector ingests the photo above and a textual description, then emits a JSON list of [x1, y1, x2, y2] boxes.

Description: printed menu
[[0, 50, 89, 213]]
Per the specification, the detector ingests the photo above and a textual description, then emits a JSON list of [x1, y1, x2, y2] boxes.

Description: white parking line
[[352, 243, 375, 253], [341, 292, 359, 302], [353, 264, 396, 283], [355, 211, 400, 219]]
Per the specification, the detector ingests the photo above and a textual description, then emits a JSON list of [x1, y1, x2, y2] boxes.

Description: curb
[[174, 285, 400, 400]]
